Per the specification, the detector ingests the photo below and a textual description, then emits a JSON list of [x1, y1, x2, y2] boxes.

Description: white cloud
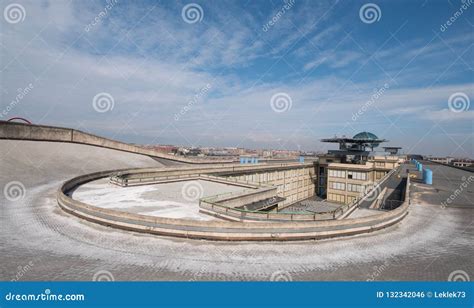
[[1, 0, 472, 156]]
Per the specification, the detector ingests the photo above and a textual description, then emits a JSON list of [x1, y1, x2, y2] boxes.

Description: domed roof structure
[[353, 132, 379, 140], [321, 131, 387, 152]]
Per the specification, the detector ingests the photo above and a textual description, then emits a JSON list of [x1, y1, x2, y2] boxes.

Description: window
[[328, 170, 346, 178], [329, 181, 345, 191], [347, 171, 367, 180], [347, 183, 363, 192], [328, 193, 345, 203]]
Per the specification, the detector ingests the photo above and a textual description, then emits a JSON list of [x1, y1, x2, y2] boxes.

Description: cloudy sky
[[1, 0, 473, 156]]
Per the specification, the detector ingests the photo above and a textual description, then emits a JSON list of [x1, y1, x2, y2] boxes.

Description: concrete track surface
[[1, 140, 473, 281]]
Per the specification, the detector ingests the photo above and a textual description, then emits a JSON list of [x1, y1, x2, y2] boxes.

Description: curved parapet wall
[[0, 121, 233, 164], [57, 168, 410, 241]]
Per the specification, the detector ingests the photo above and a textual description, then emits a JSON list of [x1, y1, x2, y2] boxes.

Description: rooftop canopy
[[321, 132, 388, 151]]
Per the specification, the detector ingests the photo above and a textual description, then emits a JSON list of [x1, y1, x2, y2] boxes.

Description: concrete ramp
[[0, 121, 233, 164]]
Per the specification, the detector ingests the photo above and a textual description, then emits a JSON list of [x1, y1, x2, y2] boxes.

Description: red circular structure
[[6, 117, 32, 124]]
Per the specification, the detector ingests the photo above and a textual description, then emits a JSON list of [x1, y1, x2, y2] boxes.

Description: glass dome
[[353, 132, 379, 140]]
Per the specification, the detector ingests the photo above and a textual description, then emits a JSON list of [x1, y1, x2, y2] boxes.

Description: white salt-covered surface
[[72, 179, 246, 220]]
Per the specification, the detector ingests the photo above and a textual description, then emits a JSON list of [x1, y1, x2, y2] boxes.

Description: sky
[[1, 0, 473, 157]]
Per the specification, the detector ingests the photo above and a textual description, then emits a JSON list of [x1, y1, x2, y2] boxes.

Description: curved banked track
[[58, 168, 410, 241], [0, 121, 233, 164]]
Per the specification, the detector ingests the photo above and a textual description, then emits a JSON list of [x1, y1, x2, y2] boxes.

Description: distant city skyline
[[1, 0, 473, 157]]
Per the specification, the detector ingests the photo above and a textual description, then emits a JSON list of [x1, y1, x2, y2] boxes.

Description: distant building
[[427, 156, 453, 164], [452, 159, 473, 168]]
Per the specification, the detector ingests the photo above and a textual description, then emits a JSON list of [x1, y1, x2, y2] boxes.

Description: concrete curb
[[57, 168, 410, 241]]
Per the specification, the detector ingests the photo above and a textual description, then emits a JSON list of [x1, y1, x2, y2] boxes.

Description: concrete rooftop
[[1, 140, 472, 281]]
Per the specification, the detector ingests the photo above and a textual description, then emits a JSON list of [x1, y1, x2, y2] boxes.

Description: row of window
[[347, 171, 367, 180], [328, 169, 368, 180], [329, 181, 345, 190], [347, 183, 365, 193], [328, 193, 345, 203], [328, 170, 345, 178], [330, 182, 366, 193]]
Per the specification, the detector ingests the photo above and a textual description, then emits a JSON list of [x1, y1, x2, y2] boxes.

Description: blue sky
[[1, 0, 473, 156]]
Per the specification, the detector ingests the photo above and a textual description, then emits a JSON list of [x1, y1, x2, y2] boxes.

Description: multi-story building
[[315, 132, 402, 205], [325, 157, 401, 205], [326, 163, 373, 204]]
